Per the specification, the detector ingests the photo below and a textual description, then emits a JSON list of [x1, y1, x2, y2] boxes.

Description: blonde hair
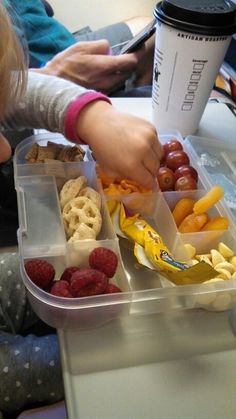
[[0, 2, 27, 120]]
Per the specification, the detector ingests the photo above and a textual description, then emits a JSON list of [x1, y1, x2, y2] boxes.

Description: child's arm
[[3, 71, 163, 188], [3, 71, 108, 135]]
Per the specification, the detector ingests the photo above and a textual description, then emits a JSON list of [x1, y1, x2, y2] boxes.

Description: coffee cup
[[152, 0, 236, 136]]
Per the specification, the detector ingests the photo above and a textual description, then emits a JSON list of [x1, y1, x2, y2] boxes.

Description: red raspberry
[[104, 283, 122, 294], [70, 268, 108, 297], [89, 247, 118, 278], [60, 267, 80, 283], [24, 259, 55, 289], [50, 280, 73, 298]]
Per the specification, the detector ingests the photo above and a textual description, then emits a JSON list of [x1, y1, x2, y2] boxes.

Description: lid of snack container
[[154, 0, 236, 36]]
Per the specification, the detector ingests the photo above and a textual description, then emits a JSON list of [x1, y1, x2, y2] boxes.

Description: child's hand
[[0, 134, 12, 163], [76, 101, 163, 189]]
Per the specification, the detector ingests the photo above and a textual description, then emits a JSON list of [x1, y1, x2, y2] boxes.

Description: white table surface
[[111, 98, 236, 143], [59, 99, 236, 419]]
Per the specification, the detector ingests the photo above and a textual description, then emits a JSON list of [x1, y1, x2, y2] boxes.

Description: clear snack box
[[13, 131, 236, 331]]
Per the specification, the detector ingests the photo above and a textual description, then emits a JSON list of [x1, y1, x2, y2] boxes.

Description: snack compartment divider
[[15, 174, 66, 258]]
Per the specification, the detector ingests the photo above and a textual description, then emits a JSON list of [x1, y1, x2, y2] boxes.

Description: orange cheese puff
[[104, 184, 121, 195], [120, 179, 139, 192], [120, 179, 151, 193], [96, 165, 116, 187], [118, 184, 129, 194], [104, 179, 151, 195], [193, 186, 224, 215], [172, 198, 195, 227], [201, 216, 229, 231], [139, 186, 153, 193], [178, 212, 209, 233]]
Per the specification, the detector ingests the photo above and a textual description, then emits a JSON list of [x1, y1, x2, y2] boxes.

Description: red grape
[[163, 139, 183, 156], [157, 167, 175, 191], [174, 175, 197, 191], [166, 150, 190, 171], [174, 165, 198, 182]]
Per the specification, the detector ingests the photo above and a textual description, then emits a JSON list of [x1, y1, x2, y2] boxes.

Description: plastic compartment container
[[184, 135, 236, 225], [13, 131, 236, 331]]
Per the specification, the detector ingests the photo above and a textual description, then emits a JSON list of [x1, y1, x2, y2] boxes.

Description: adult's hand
[[35, 40, 140, 93]]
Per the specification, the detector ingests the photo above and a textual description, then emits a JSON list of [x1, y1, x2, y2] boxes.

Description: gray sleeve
[[3, 71, 94, 135]]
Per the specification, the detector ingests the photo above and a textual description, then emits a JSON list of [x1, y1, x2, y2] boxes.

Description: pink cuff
[[64, 92, 112, 143]]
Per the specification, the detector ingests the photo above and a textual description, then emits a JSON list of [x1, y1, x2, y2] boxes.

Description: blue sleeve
[[8, 0, 76, 67]]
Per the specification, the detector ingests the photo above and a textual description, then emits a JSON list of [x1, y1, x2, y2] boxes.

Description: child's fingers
[[98, 161, 155, 189], [143, 148, 160, 176], [132, 164, 156, 189], [0, 134, 12, 162], [152, 137, 164, 161]]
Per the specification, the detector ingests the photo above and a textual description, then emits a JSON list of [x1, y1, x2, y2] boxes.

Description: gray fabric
[[0, 253, 36, 334], [74, 21, 133, 55], [2, 71, 94, 137], [0, 331, 63, 415], [0, 253, 63, 416]]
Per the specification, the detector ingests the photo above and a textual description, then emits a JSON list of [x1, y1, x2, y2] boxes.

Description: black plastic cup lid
[[154, 0, 236, 35]]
